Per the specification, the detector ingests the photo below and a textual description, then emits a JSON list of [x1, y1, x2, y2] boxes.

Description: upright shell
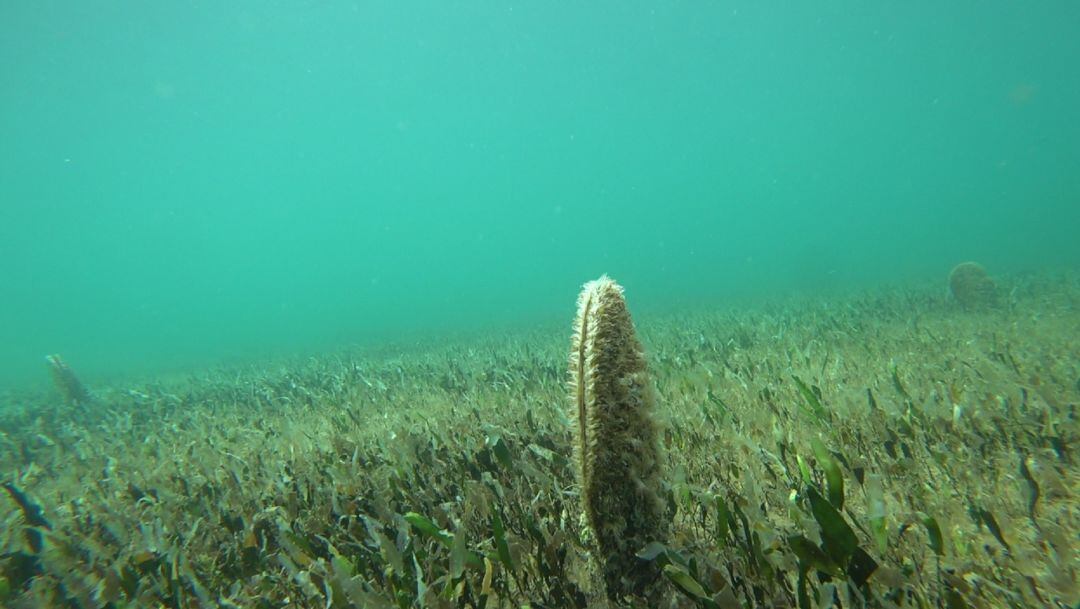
[[569, 276, 666, 599], [45, 354, 92, 406], [949, 262, 998, 309]]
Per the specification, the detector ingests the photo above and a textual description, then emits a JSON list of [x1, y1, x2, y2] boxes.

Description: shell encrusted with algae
[[949, 262, 997, 309], [569, 275, 666, 599]]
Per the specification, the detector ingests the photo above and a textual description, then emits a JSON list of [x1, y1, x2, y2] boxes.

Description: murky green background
[[2, 2, 1078, 388]]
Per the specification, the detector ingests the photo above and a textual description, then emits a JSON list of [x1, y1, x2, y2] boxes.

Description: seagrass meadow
[[0, 271, 1076, 609]]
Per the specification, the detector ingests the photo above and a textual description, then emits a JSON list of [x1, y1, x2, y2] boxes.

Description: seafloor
[[0, 271, 1076, 608]]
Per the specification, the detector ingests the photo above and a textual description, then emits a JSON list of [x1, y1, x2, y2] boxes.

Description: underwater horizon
[[2, 2, 1079, 390], [0, 4, 1079, 608]]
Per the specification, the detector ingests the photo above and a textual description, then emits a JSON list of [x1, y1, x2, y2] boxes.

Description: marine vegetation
[[0, 271, 1077, 608]]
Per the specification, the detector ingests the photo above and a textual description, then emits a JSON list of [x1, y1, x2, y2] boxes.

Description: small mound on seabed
[[949, 261, 998, 309]]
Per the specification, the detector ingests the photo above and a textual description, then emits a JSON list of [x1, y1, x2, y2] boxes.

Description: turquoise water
[[2, 2, 1078, 389]]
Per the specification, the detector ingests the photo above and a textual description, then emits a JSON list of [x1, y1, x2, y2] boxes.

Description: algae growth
[[0, 271, 1076, 608]]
